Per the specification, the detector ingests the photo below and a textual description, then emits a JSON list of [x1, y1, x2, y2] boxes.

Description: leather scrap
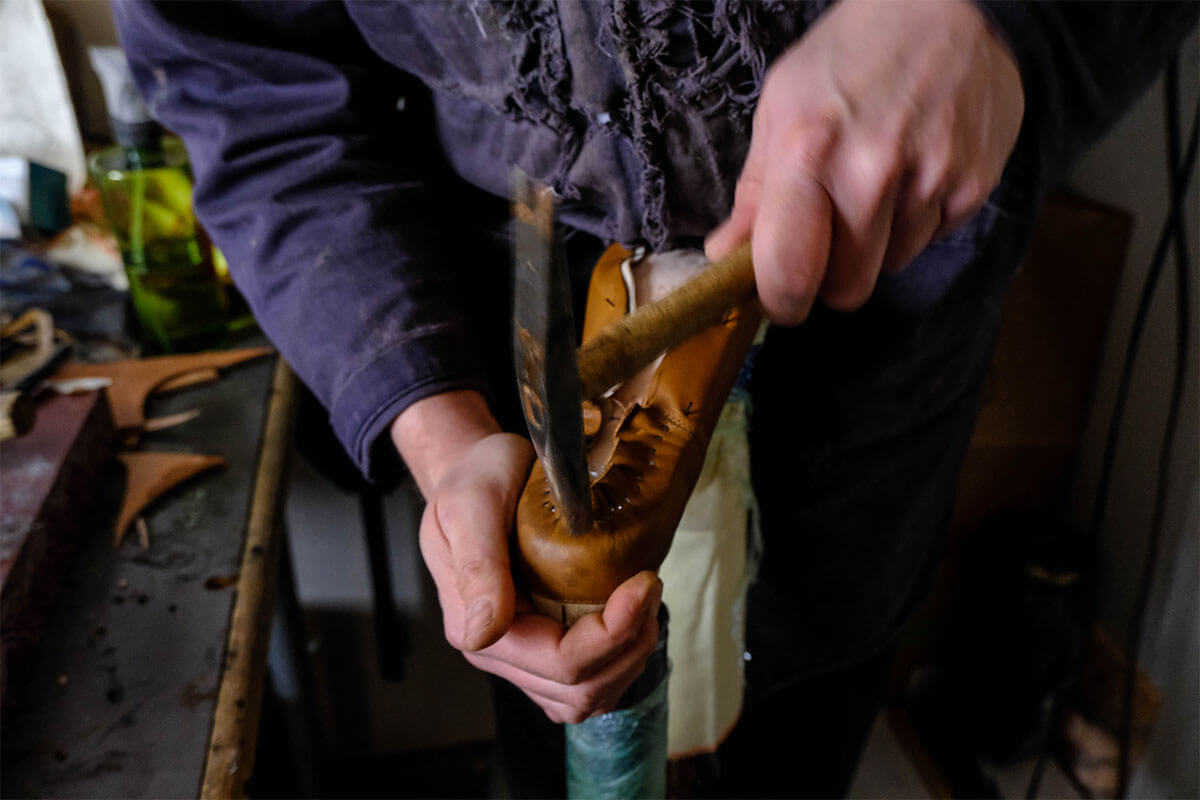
[[114, 451, 225, 547], [53, 347, 272, 432]]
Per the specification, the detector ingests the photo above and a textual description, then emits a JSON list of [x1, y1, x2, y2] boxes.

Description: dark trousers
[[707, 647, 895, 798]]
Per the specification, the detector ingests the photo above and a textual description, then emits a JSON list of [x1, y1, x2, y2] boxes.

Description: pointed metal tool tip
[[511, 172, 592, 532]]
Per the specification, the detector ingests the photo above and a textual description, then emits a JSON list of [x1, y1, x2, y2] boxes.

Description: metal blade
[[511, 172, 592, 534]]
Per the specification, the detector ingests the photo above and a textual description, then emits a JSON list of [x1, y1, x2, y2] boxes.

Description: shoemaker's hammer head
[[511, 172, 593, 534]]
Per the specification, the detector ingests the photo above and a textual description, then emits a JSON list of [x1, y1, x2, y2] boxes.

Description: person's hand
[[705, 0, 1024, 323], [391, 390, 663, 723]]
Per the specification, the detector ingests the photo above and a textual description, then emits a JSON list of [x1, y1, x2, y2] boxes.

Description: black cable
[[1026, 56, 1199, 799], [1116, 56, 1194, 800], [1085, 84, 1198, 612]]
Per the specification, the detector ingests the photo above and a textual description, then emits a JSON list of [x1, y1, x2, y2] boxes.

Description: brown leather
[[114, 451, 225, 546], [516, 243, 761, 611], [53, 347, 273, 432]]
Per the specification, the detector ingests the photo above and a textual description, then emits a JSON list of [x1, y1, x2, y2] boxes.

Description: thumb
[[446, 520, 511, 652], [457, 557, 514, 653], [438, 492, 516, 652]]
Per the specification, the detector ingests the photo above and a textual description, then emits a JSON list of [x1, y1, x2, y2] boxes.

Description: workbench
[[1, 353, 298, 798]]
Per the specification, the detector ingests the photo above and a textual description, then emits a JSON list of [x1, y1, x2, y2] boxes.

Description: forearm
[[115, 1, 492, 478], [390, 390, 502, 499]]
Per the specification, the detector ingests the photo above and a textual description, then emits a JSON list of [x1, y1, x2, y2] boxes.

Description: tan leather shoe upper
[[516, 244, 761, 615]]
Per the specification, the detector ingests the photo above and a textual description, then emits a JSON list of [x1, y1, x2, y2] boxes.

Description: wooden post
[[200, 360, 299, 799]]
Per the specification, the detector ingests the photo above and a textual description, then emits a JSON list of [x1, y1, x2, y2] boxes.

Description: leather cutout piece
[[516, 244, 761, 611], [114, 451, 225, 547], [53, 347, 272, 432]]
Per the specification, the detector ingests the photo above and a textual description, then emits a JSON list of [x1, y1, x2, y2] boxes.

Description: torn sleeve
[[113, 0, 488, 478]]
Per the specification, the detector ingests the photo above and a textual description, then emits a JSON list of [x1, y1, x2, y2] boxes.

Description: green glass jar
[[88, 137, 228, 353]]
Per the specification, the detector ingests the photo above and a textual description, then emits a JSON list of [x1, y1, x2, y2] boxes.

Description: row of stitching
[[657, 406, 699, 439]]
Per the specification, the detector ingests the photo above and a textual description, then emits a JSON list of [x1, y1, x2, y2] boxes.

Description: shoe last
[[516, 243, 760, 625]]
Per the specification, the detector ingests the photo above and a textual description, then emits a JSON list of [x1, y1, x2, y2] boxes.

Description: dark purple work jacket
[[115, 1, 1194, 677], [113, 0, 1193, 476]]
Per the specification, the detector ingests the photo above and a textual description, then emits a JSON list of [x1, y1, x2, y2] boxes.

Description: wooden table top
[[2, 353, 297, 799]]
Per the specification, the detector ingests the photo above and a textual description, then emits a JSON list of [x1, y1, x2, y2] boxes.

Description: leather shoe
[[516, 243, 760, 625]]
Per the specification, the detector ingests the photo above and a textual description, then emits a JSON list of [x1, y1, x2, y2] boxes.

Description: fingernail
[[464, 599, 493, 647]]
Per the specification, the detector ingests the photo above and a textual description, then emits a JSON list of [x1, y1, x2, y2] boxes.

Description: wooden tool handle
[[577, 242, 755, 399]]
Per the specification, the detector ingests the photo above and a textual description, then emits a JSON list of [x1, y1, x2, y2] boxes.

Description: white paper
[[660, 400, 754, 758], [0, 0, 87, 193]]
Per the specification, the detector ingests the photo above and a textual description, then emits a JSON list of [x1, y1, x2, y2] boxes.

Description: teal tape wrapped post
[[566, 607, 670, 799]]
